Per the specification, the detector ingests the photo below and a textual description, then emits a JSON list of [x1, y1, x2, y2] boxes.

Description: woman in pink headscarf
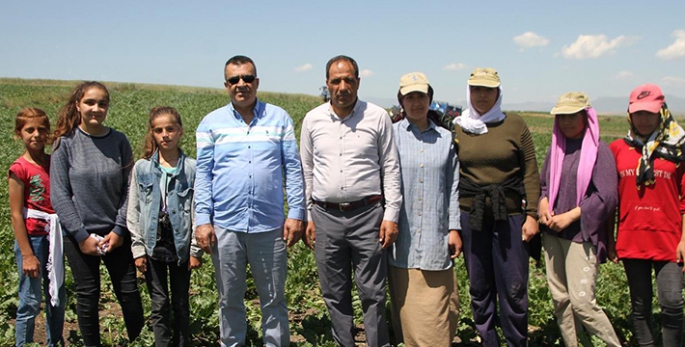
[[538, 92, 621, 347]]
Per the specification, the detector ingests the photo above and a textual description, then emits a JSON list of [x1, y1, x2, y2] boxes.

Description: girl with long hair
[[50, 81, 144, 346]]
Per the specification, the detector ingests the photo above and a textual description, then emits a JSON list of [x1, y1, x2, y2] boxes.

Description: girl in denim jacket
[[127, 106, 203, 347]]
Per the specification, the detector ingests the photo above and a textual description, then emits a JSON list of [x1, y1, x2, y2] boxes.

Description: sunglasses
[[226, 75, 256, 85]]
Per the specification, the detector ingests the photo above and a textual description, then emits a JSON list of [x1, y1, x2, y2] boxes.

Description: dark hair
[[54, 81, 109, 142], [15, 107, 53, 144], [325, 55, 359, 80], [224, 55, 257, 79], [142, 106, 183, 160]]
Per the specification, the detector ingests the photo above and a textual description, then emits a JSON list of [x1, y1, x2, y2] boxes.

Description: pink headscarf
[[547, 108, 599, 212]]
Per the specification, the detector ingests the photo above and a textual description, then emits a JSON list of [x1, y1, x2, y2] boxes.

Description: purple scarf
[[548, 108, 599, 211]]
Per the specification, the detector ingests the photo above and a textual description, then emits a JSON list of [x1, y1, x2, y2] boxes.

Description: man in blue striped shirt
[[195, 55, 305, 347]]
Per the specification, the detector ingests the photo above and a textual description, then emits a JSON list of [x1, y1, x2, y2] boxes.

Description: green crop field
[[0, 78, 677, 346]]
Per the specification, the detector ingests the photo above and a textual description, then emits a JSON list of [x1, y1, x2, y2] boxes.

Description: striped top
[[195, 100, 305, 232], [389, 118, 461, 270]]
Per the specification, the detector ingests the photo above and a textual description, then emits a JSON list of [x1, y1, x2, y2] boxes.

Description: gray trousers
[[312, 202, 390, 347]]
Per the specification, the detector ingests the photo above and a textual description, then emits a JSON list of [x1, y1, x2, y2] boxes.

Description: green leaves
[[0, 79, 668, 346]]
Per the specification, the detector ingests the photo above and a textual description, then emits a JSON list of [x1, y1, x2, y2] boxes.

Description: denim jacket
[[127, 150, 202, 264]]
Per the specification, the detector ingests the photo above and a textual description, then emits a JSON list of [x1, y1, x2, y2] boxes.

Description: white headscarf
[[454, 84, 506, 134]]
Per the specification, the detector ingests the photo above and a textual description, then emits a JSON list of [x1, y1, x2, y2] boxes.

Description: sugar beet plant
[[0, 79, 674, 346]]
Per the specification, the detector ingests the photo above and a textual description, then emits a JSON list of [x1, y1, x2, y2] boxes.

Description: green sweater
[[454, 113, 540, 217]]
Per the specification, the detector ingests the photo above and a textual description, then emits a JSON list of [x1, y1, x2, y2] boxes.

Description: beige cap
[[551, 92, 590, 115], [468, 67, 501, 88], [399, 72, 430, 96]]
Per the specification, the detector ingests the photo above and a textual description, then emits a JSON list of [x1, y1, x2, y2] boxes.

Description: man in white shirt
[[300, 55, 401, 347]]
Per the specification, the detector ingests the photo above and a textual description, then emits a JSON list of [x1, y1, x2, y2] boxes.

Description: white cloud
[[656, 30, 685, 60], [294, 63, 313, 72], [443, 62, 467, 71], [513, 31, 550, 49], [615, 70, 633, 79], [662, 76, 685, 85], [561, 34, 637, 59], [360, 69, 374, 77]]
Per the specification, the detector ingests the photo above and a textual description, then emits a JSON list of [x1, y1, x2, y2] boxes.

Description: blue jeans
[[210, 227, 289, 347], [14, 236, 65, 347]]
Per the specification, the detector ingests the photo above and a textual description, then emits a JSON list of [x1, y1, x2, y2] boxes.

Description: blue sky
[[1, 0, 684, 107]]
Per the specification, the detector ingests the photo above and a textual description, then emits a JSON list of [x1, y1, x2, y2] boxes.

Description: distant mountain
[[502, 101, 555, 113], [592, 95, 685, 116], [364, 95, 685, 116]]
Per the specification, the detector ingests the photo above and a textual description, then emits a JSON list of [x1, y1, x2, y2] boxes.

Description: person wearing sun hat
[[538, 92, 621, 347], [453, 67, 540, 347], [609, 83, 685, 347], [388, 72, 460, 346]]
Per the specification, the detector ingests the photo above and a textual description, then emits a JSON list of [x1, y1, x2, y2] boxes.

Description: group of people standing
[[8, 53, 685, 347]]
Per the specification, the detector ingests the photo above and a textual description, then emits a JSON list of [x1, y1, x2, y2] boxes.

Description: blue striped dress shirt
[[389, 118, 461, 270], [195, 100, 305, 232]]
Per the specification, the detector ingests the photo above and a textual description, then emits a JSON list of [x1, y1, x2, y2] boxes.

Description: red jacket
[[611, 139, 685, 261]]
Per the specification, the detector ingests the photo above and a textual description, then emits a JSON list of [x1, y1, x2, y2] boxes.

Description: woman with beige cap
[[538, 92, 621, 347], [453, 67, 540, 347], [609, 83, 685, 346], [388, 72, 460, 347]]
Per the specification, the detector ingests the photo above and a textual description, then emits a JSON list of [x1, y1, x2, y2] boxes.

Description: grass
[[0, 78, 678, 346]]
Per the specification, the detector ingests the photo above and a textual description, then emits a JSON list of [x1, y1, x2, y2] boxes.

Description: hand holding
[[448, 230, 462, 259], [537, 198, 553, 226], [189, 256, 202, 270], [22, 254, 41, 278], [283, 218, 304, 247], [380, 220, 398, 249], [676, 240, 685, 273], [134, 256, 147, 273], [79, 236, 103, 256], [521, 215, 539, 242], [102, 231, 123, 252], [196, 224, 216, 254], [303, 221, 316, 251]]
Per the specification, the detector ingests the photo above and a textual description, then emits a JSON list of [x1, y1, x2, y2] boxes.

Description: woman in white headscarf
[[453, 67, 540, 347]]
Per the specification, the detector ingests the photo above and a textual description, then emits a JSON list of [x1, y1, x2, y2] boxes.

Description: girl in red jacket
[[609, 83, 685, 347]]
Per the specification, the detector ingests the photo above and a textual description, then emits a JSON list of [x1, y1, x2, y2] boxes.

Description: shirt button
[[417, 229, 421, 233], [418, 212, 422, 216], [248, 146, 251, 149], [419, 149, 424, 153], [419, 179, 423, 183], [340, 187, 344, 190], [419, 164, 424, 168], [249, 161, 252, 163]]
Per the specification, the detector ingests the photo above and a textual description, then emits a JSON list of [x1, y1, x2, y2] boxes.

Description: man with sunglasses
[[300, 55, 401, 347], [195, 55, 305, 347]]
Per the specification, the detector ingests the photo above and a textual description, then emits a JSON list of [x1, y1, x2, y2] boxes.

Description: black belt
[[313, 195, 383, 212]]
